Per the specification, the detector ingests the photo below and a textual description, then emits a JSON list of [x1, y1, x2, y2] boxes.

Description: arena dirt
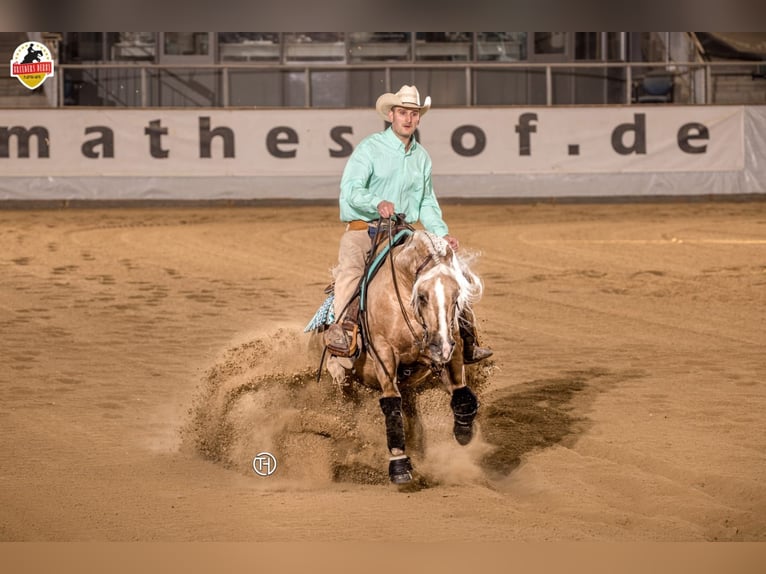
[[0, 201, 764, 543]]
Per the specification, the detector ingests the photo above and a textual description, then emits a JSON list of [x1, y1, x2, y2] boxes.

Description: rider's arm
[[416, 159, 449, 237], [339, 140, 379, 221]]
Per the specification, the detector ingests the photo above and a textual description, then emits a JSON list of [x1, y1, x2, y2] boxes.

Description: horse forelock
[[411, 260, 482, 314], [404, 230, 483, 313], [409, 230, 449, 260]]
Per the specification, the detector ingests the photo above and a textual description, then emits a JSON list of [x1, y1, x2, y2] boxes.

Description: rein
[[359, 215, 415, 386], [363, 217, 446, 386], [388, 246, 424, 348], [390, 248, 445, 381]]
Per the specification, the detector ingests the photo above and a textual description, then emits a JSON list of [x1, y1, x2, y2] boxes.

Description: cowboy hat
[[375, 85, 431, 121]]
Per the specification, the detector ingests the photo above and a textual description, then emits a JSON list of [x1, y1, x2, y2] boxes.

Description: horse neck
[[396, 234, 446, 280]]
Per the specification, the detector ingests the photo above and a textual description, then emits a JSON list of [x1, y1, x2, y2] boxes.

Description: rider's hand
[[377, 200, 396, 219], [444, 235, 459, 251]]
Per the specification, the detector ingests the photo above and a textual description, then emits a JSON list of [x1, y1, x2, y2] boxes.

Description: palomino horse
[[324, 224, 484, 484]]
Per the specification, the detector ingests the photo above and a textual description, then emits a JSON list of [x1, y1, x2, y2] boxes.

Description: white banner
[[425, 106, 744, 174], [0, 106, 745, 178]]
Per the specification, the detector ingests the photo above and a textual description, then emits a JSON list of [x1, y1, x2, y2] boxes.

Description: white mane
[[420, 231, 450, 258], [450, 251, 483, 309], [411, 231, 483, 311]]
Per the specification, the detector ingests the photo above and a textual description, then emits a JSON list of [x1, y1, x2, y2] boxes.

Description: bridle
[[362, 217, 458, 384]]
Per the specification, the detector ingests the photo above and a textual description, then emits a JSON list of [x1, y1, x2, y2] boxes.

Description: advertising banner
[[0, 106, 745, 177], [0, 106, 762, 200]]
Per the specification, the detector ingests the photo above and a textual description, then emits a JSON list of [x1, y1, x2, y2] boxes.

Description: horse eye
[[418, 293, 428, 305]]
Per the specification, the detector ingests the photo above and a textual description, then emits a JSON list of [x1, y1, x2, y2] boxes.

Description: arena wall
[[1, 105, 764, 201]]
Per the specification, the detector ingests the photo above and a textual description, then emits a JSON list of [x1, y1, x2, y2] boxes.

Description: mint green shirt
[[339, 127, 449, 237]]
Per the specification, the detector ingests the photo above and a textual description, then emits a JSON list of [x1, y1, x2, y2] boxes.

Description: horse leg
[[379, 395, 412, 483], [451, 385, 479, 445], [374, 349, 413, 484], [326, 355, 348, 386], [401, 392, 425, 457], [442, 361, 479, 446]]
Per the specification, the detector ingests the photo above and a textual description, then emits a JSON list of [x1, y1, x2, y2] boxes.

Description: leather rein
[[361, 216, 450, 385]]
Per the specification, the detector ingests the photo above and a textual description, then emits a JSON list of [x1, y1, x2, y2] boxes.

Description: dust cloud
[[182, 327, 502, 487]]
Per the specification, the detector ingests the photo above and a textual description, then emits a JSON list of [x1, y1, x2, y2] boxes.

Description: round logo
[[252, 452, 278, 477], [10, 41, 55, 90]]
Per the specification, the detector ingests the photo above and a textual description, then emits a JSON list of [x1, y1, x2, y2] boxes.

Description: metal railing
[[55, 60, 766, 108]]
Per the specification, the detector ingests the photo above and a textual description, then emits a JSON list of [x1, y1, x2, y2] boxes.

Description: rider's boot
[[459, 311, 493, 365], [324, 297, 360, 361]]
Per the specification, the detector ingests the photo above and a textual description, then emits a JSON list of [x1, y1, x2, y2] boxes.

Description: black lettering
[[82, 126, 114, 158], [199, 116, 234, 158], [144, 119, 169, 159], [612, 113, 647, 155], [267, 126, 299, 158], [451, 125, 486, 157], [515, 113, 537, 156], [329, 126, 353, 158], [677, 122, 709, 154], [0, 125, 49, 158]]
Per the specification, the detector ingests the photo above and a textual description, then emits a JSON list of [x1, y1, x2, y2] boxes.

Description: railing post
[[140, 67, 148, 107], [626, 65, 632, 104], [222, 66, 229, 107], [546, 65, 552, 105], [705, 64, 712, 104], [465, 66, 471, 106], [57, 68, 64, 107]]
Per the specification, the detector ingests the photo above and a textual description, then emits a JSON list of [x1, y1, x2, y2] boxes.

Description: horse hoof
[[388, 455, 413, 484], [453, 422, 474, 445]]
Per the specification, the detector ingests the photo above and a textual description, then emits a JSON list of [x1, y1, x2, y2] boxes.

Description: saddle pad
[[360, 228, 413, 312], [304, 293, 336, 332]]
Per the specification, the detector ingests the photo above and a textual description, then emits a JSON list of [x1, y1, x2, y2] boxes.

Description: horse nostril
[[428, 339, 455, 362]]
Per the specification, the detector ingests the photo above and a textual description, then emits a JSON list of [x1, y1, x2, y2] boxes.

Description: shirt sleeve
[[339, 140, 380, 220], [416, 159, 449, 237]]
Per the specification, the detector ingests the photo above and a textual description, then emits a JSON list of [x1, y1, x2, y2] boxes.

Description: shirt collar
[[384, 126, 417, 153]]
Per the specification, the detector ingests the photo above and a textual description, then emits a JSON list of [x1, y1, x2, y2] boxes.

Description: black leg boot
[[379, 396, 412, 484]]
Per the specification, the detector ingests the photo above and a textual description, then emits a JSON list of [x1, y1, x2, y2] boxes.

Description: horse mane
[[406, 231, 483, 312]]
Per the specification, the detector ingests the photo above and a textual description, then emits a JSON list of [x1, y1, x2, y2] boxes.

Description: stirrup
[[324, 323, 359, 358]]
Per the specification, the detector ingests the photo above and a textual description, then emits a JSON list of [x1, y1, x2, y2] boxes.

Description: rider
[[324, 84, 492, 368]]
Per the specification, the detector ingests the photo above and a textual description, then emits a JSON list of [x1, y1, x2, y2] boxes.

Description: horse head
[[412, 264, 461, 364], [406, 231, 483, 366]]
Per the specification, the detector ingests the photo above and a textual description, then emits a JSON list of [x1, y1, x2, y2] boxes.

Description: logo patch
[[10, 41, 55, 90]]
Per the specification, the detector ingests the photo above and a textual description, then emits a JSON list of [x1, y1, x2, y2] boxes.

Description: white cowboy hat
[[375, 85, 431, 121]]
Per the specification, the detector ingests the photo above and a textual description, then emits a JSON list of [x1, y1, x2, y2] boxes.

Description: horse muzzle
[[426, 336, 455, 365]]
